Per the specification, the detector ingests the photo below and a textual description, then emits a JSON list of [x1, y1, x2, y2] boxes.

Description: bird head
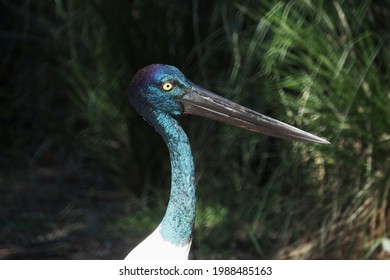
[[128, 64, 191, 117], [128, 64, 329, 144]]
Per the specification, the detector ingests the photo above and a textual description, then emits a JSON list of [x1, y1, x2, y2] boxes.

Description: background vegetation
[[1, 0, 389, 259]]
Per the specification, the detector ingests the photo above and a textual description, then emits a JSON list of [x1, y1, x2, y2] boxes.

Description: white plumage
[[125, 224, 192, 260]]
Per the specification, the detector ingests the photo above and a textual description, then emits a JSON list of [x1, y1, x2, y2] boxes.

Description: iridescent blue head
[[128, 64, 329, 144], [128, 64, 190, 118]]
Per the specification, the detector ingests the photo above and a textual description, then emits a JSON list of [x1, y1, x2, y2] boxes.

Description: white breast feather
[[125, 224, 192, 260]]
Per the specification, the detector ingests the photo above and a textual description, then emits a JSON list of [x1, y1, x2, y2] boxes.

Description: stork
[[125, 64, 329, 259]]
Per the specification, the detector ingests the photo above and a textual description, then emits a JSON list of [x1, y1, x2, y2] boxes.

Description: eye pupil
[[162, 82, 173, 91]]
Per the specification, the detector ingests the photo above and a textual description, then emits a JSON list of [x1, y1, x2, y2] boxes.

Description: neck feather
[[149, 111, 196, 246]]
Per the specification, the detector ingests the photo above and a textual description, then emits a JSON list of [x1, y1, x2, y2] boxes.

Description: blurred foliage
[[1, 0, 389, 259]]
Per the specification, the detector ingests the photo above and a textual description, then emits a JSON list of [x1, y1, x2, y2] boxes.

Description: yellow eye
[[162, 82, 174, 92]]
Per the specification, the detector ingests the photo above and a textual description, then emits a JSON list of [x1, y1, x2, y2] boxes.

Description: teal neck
[[150, 111, 196, 246]]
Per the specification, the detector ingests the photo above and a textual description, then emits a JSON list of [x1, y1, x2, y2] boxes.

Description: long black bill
[[178, 83, 329, 144]]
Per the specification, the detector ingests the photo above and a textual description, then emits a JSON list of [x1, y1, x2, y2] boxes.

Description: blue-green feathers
[[128, 64, 196, 246]]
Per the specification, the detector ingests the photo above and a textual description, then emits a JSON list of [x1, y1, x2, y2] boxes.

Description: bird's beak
[[178, 83, 329, 144]]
